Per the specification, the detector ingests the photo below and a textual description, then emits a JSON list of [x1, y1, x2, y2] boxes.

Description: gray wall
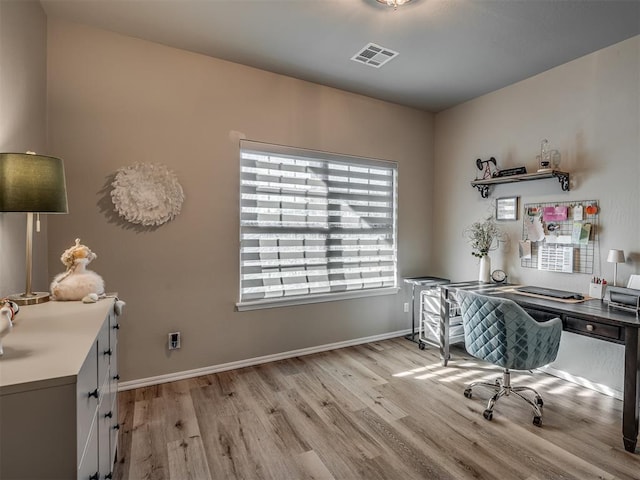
[[46, 20, 435, 382], [433, 35, 640, 394], [0, 0, 49, 297], [11, 9, 637, 390]]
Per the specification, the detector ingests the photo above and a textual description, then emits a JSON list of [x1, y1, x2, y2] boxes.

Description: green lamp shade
[[0, 153, 68, 213]]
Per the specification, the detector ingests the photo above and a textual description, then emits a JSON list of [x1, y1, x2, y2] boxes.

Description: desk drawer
[[565, 316, 622, 341]]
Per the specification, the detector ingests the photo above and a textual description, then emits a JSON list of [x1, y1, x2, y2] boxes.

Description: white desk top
[[0, 299, 115, 395]]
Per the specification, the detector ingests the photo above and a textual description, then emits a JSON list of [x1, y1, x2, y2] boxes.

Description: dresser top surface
[[0, 299, 115, 394]]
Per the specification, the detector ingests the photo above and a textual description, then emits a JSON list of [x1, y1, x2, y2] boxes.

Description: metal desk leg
[[623, 327, 640, 453], [439, 288, 451, 366], [404, 284, 417, 343]]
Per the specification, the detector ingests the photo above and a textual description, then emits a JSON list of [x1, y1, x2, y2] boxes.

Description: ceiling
[[40, 0, 640, 112]]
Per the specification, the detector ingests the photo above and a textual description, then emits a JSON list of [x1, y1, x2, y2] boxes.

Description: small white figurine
[[50, 238, 105, 301], [0, 299, 19, 356]]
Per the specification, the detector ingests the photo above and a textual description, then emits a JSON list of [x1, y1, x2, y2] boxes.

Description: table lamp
[[607, 249, 625, 287], [0, 152, 68, 305]]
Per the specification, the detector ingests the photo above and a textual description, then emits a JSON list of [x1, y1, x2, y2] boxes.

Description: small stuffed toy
[[50, 238, 105, 301], [0, 299, 19, 356]]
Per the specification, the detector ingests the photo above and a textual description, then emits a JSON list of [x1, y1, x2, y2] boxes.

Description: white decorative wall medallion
[[111, 162, 185, 226]]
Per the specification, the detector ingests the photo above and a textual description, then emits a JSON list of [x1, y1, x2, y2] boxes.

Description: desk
[[439, 281, 640, 454]]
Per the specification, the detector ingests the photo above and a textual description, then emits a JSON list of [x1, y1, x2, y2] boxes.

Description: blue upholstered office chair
[[455, 290, 562, 426]]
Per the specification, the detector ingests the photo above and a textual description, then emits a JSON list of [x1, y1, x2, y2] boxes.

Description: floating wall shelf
[[470, 170, 570, 198]]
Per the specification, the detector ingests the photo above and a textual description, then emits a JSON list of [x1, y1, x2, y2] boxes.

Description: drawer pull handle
[[113, 374, 120, 381], [586, 324, 595, 332], [104, 349, 113, 356], [88, 388, 99, 399], [113, 424, 120, 431], [113, 323, 120, 330], [89, 473, 99, 480], [105, 411, 113, 419]]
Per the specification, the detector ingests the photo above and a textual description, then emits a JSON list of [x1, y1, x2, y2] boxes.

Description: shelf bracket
[[474, 184, 490, 198], [553, 172, 570, 191]]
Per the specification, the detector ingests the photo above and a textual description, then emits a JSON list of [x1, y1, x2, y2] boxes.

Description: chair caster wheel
[[483, 409, 493, 421], [418, 342, 425, 350], [533, 416, 542, 427], [464, 388, 472, 399], [535, 397, 544, 407]]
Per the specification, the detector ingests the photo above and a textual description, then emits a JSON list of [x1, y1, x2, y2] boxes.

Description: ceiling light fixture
[[376, 0, 413, 10]]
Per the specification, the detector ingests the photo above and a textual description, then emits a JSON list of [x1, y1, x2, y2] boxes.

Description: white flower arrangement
[[463, 216, 503, 258], [111, 162, 185, 226]]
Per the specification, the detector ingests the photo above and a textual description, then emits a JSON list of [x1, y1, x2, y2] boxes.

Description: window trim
[[237, 140, 399, 310], [236, 286, 400, 311]]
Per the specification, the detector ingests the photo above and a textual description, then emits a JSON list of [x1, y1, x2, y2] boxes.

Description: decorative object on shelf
[[0, 299, 19, 356], [463, 216, 504, 282], [0, 152, 69, 305], [492, 166, 527, 178], [537, 140, 562, 172], [491, 269, 507, 284], [111, 162, 184, 227], [496, 196, 519, 221], [607, 249, 626, 287], [538, 139, 552, 172], [475, 157, 497, 180], [50, 238, 105, 301]]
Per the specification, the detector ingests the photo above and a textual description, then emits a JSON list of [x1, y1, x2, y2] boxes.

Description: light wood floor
[[113, 338, 640, 480]]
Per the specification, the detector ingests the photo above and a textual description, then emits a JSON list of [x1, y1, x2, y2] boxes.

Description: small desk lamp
[[0, 152, 68, 305], [607, 249, 625, 287]]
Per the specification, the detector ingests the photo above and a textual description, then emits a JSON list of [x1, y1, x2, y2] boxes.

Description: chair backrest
[[455, 290, 562, 370]]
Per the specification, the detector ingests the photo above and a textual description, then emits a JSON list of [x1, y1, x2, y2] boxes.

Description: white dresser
[[0, 299, 122, 480]]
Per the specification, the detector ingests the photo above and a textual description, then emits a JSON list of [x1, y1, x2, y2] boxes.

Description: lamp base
[[7, 292, 51, 306]]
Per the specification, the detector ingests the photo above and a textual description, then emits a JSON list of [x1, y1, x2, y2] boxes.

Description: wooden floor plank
[[112, 389, 135, 479], [128, 397, 170, 480], [167, 436, 212, 480], [114, 338, 640, 480], [294, 450, 336, 480]]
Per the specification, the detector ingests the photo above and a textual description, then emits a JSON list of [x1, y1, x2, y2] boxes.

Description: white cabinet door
[[78, 415, 99, 480]]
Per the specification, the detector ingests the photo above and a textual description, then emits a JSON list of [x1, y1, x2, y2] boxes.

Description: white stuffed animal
[[0, 299, 19, 356], [50, 239, 105, 301]]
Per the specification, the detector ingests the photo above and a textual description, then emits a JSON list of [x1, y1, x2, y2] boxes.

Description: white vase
[[479, 255, 491, 283]]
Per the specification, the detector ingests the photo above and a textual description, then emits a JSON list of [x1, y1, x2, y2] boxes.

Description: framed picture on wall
[[496, 196, 519, 221]]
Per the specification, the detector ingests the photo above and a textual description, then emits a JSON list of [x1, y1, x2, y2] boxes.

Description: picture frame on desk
[[496, 196, 518, 221]]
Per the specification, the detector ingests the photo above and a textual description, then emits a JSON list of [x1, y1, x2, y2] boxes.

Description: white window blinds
[[239, 140, 398, 307]]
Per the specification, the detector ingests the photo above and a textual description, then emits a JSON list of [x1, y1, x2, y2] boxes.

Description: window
[[238, 140, 398, 310]]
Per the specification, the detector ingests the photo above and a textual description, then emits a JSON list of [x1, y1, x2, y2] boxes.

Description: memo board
[[520, 199, 599, 274]]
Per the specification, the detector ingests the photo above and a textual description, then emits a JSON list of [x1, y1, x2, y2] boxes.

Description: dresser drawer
[[99, 383, 115, 479], [565, 316, 622, 341], [109, 310, 119, 352], [109, 390, 119, 464], [97, 319, 111, 393], [78, 416, 99, 480], [109, 357, 119, 398], [77, 341, 99, 464]]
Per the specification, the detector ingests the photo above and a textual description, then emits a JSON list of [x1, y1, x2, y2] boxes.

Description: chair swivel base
[[463, 368, 544, 426]]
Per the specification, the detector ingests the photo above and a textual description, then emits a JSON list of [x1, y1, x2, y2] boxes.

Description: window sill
[[236, 286, 400, 311]]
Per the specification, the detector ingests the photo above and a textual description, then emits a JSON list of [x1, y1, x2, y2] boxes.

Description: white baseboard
[[540, 365, 622, 400], [118, 328, 411, 391]]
